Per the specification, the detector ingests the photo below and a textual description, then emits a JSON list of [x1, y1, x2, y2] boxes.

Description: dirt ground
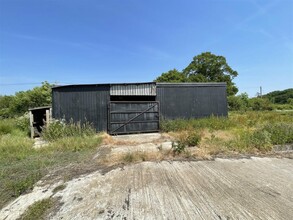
[[1, 134, 293, 220]]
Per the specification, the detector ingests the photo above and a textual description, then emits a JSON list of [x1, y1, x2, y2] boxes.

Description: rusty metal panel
[[110, 83, 156, 96]]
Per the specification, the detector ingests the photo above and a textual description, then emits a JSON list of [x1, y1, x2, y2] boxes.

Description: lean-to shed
[[52, 82, 227, 134]]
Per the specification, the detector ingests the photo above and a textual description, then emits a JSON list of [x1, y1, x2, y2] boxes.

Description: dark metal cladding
[[52, 82, 228, 134], [156, 83, 228, 119], [52, 85, 110, 132]]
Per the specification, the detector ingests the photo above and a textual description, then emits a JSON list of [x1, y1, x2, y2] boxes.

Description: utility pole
[[260, 86, 262, 98]]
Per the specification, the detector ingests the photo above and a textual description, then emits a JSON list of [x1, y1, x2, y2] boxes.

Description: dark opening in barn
[[29, 106, 52, 138], [52, 82, 227, 135]]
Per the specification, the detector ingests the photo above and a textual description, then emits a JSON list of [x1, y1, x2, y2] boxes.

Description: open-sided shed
[[52, 82, 227, 134]]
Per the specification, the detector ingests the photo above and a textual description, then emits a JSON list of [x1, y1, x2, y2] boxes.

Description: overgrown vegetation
[[0, 120, 101, 209], [171, 131, 201, 154], [162, 111, 293, 156], [42, 120, 96, 141], [228, 89, 293, 111]]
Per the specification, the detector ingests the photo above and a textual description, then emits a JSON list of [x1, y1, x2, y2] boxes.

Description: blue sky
[[0, 0, 292, 97]]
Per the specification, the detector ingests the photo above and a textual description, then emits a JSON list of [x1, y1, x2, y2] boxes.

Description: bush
[[226, 129, 272, 152], [171, 131, 201, 155], [228, 93, 249, 111], [249, 98, 273, 111], [15, 114, 30, 132], [262, 123, 293, 145], [185, 132, 201, 146]]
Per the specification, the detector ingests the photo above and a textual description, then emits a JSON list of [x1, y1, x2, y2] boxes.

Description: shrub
[[262, 123, 293, 145], [185, 132, 201, 146], [249, 98, 273, 111], [171, 130, 201, 155], [226, 129, 272, 152], [15, 114, 30, 132], [228, 93, 249, 111]]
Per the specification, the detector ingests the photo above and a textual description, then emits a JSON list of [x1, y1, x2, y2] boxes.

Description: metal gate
[[108, 101, 159, 135]]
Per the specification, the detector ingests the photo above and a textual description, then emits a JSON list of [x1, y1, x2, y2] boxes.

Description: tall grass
[[42, 120, 96, 141], [161, 111, 293, 132], [161, 116, 237, 132], [162, 111, 293, 155], [0, 119, 102, 209]]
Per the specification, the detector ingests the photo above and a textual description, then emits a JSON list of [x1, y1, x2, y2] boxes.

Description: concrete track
[[51, 157, 293, 220]]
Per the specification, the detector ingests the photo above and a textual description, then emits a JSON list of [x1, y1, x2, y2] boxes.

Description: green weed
[[171, 142, 186, 154], [19, 198, 55, 220]]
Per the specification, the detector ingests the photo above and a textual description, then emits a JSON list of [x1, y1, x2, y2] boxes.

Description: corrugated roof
[[110, 83, 156, 96]]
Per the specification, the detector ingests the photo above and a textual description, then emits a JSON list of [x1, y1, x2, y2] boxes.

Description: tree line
[[0, 82, 52, 118], [0, 52, 292, 118]]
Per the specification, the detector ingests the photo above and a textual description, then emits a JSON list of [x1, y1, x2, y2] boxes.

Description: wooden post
[[46, 110, 50, 126], [29, 110, 34, 138], [49, 108, 52, 123]]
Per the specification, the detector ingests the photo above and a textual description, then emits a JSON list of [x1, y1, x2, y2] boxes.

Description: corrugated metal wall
[[52, 82, 228, 133], [52, 85, 110, 131], [156, 83, 227, 119], [110, 83, 156, 96]]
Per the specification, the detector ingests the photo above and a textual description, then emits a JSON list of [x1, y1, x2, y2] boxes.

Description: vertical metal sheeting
[[110, 83, 156, 96], [52, 85, 110, 131], [156, 83, 228, 119]]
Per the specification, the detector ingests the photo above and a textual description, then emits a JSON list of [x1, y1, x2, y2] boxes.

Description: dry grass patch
[[100, 132, 136, 146]]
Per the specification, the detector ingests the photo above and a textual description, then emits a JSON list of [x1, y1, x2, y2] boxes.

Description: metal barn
[[52, 82, 227, 134]]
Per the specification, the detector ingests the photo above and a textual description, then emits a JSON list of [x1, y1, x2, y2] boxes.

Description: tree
[[183, 52, 238, 96], [155, 69, 187, 82], [0, 95, 14, 118], [263, 88, 293, 104], [155, 52, 239, 96], [0, 81, 53, 118]]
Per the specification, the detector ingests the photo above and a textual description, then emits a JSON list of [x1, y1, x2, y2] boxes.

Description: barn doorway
[[108, 101, 159, 135]]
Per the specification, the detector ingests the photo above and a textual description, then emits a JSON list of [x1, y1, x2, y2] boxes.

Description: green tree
[[0, 81, 53, 117], [155, 52, 239, 96], [155, 69, 187, 82], [183, 52, 238, 95], [0, 95, 14, 118], [263, 88, 293, 104]]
